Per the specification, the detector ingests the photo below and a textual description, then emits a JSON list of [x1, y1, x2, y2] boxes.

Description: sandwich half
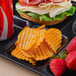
[[16, 0, 75, 25]]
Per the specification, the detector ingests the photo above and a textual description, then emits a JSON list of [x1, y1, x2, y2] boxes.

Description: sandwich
[[16, 0, 75, 25]]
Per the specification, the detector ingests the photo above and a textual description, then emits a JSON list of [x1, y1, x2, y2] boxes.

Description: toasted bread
[[19, 12, 67, 25]]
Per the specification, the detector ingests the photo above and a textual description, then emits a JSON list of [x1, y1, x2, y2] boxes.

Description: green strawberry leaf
[[50, 51, 68, 61]]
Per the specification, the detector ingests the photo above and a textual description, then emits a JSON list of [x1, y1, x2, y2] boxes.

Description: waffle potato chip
[[37, 25, 45, 29], [16, 26, 46, 50], [45, 28, 62, 54], [15, 27, 29, 45], [11, 26, 62, 65], [35, 41, 54, 61], [25, 40, 54, 61], [11, 47, 36, 65]]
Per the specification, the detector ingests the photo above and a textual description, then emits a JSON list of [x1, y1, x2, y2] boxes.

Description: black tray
[[0, 0, 76, 76], [0, 15, 76, 76]]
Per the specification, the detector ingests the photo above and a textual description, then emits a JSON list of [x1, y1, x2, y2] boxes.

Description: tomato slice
[[19, 0, 27, 6], [19, 0, 43, 6], [44, 0, 51, 3], [29, 0, 42, 4]]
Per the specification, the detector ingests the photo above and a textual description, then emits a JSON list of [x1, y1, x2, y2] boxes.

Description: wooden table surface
[[72, 0, 76, 1], [0, 57, 40, 76]]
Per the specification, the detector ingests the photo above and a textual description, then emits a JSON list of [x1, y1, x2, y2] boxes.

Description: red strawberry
[[50, 58, 66, 76], [66, 37, 76, 53], [66, 51, 76, 70]]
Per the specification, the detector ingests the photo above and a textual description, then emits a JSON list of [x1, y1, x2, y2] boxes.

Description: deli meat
[[53, 0, 64, 3], [19, 0, 43, 5], [29, 0, 43, 4], [19, 0, 64, 6]]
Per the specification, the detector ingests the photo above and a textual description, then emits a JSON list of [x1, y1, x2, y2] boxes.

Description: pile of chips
[[11, 25, 62, 65]]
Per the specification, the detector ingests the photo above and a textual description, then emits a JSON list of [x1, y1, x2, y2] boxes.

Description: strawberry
[[66, 51, 76, 70], [50, 58, 66, 76], [66, 37, 76, 53]]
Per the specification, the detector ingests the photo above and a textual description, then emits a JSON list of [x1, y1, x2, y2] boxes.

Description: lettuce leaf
[[27, 13, 39, 19], [16, 9, 26, 13], [16, 5, 75, 21], [38, 6, 75, 21], [16, 3, 26, 13], [16, 3, 19, 5]]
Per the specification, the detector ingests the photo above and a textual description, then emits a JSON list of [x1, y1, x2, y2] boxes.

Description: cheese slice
[[49, 4, 72, 17], [16, 5, 52, 14]]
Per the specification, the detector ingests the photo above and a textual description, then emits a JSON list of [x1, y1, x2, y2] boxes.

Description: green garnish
[[50, 51, 68, 60]]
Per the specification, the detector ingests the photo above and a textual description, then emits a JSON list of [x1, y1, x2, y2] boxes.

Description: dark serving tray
[[0, 15, 76, 76], [0, 0, 76, 76]]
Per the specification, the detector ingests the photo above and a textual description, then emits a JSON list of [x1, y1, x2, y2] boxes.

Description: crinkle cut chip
[[11, 48, 36, 65], [16, 26, 46, 50], [45, 28, 62, 54], [25, 40, 54, 61], [11, 26, 62, 65]]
